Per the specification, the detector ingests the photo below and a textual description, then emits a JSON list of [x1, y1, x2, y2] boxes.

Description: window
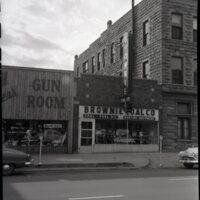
[[110, 43, 115, 64], [172, 13, 183, 40], [177, 102, 191, 139], [178, 118, 191, 140], [83, 61, 89, 73], [143, 20, 150, 46], [142, 60, 150, 78], [92, 56, 95, 73], [177, 103, 191, 115], [120, 37, 123, 59], [102, 49, 105, 68], [77, 67, 79, 77], [193, 59, 197, 86], [97, 52, 101, 70], [193, 17, 197, 42], [172, 57, 183, 84]]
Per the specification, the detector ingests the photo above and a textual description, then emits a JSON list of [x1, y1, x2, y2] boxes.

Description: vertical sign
[[122, 32, 129, 94]]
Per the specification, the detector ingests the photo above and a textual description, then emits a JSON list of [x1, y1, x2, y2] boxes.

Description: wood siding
[[2, 66, 74, 121]]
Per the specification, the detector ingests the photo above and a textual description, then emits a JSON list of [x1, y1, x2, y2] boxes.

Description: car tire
[[3, 163, 15, 176], [183, 163, 194, 169]]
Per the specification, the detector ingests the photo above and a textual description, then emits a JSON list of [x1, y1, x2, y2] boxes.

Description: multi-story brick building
[[74, 0, 197, 151]]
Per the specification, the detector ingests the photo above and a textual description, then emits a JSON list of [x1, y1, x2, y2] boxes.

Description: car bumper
[[179, 160, 198, 164], [25, 158, 34, 166]]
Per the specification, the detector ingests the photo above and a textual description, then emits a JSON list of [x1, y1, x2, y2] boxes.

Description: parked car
[[178, 146, 198, 169], [3, 147, 34, 175]]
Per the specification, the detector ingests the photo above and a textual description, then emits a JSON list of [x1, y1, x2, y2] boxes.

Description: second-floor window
[[172, 56, 183, 84], [142, 60, 150, 79], [143, 20, 150, 46], [172, 13, 183, 40], [83, 61, 89, 73], [92, 56, 95, 73], [97, 52, 101, 70], [102, 49, 105, 68], [110, 43, 115, 64], [193, 59, 197, 86], [193, 17, 197, 42]]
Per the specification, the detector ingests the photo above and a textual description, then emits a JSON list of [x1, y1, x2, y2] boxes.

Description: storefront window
[[95, 120, 157, 145], [3, 120, 68, 148]]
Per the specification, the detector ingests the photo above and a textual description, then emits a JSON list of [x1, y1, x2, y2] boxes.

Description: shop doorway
[[79, 120, 94, 153]]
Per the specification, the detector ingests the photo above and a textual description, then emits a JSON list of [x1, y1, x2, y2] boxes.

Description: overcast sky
[[1, 0, 142, 70]]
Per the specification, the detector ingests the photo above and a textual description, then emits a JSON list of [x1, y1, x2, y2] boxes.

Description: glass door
[[79, 120, 94, 153]]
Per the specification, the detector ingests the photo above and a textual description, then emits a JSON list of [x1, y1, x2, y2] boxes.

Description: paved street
[[3, 168, 198, 200]]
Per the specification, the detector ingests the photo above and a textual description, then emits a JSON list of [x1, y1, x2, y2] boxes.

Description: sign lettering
[[80, 105, 159, 121]]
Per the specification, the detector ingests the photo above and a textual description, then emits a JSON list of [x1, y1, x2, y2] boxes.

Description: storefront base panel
[[6, 145, 68, 154], [92, 144, 159, 153]]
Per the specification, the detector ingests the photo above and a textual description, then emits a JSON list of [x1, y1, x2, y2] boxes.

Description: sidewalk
[[23, 152, 182, 172]]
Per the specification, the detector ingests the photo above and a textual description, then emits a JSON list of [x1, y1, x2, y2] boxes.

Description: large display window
[[2, 120, 68, 150], [95, 120, 158, 145]]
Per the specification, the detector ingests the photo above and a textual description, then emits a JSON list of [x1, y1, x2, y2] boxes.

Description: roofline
[[2, 65, 74, 74]]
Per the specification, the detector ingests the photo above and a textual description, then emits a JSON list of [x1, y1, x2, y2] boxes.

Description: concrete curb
[[18, 158, 150, 173]]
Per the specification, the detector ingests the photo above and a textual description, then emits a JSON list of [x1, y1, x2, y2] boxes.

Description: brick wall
[[134, 0, 162, 83], [161, 0, 197, 86], [161, 92, 198, 151], [74, 10, 132, 77]]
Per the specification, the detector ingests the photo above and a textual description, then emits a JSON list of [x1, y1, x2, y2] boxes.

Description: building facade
[[2, 66, 74, 153], [74, 0, 198, 151], [73, 74, 162, 153]]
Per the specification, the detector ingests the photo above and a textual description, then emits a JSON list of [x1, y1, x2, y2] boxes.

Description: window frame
[[142, 60, 150, 79], [97, 52, 101, 71], [83, 61, 89, 73], [143, 19, 150, 46], [176, 101, 192, 140], [193, 58, 197, 86], [91, 56, 95, 73], [77, 67, 79, 77], [177, 117, 191, 140], [171, 56, 183, 85], [193, 17, 197, 42], [171, 13, 183, 40], [120, 36, 123, 59], [102, 49, 105, 68], [110, 43, 115, 64]]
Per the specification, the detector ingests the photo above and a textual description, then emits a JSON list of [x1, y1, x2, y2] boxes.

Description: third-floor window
[[193, 59, 197, 86], [193, 17, 197, 42], [143, 20, 150, 46], [172, 13, 183, 40]]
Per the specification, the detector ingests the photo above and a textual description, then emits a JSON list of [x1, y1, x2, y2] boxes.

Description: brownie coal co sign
[[79, 105, 159, 121]]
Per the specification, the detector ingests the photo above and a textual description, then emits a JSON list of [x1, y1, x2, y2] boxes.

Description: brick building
[[74, 0, 198, 151]]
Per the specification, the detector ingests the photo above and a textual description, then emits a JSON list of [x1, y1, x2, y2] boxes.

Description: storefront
[[2, 66, 74, 153], [78, 105, 159, 153]]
